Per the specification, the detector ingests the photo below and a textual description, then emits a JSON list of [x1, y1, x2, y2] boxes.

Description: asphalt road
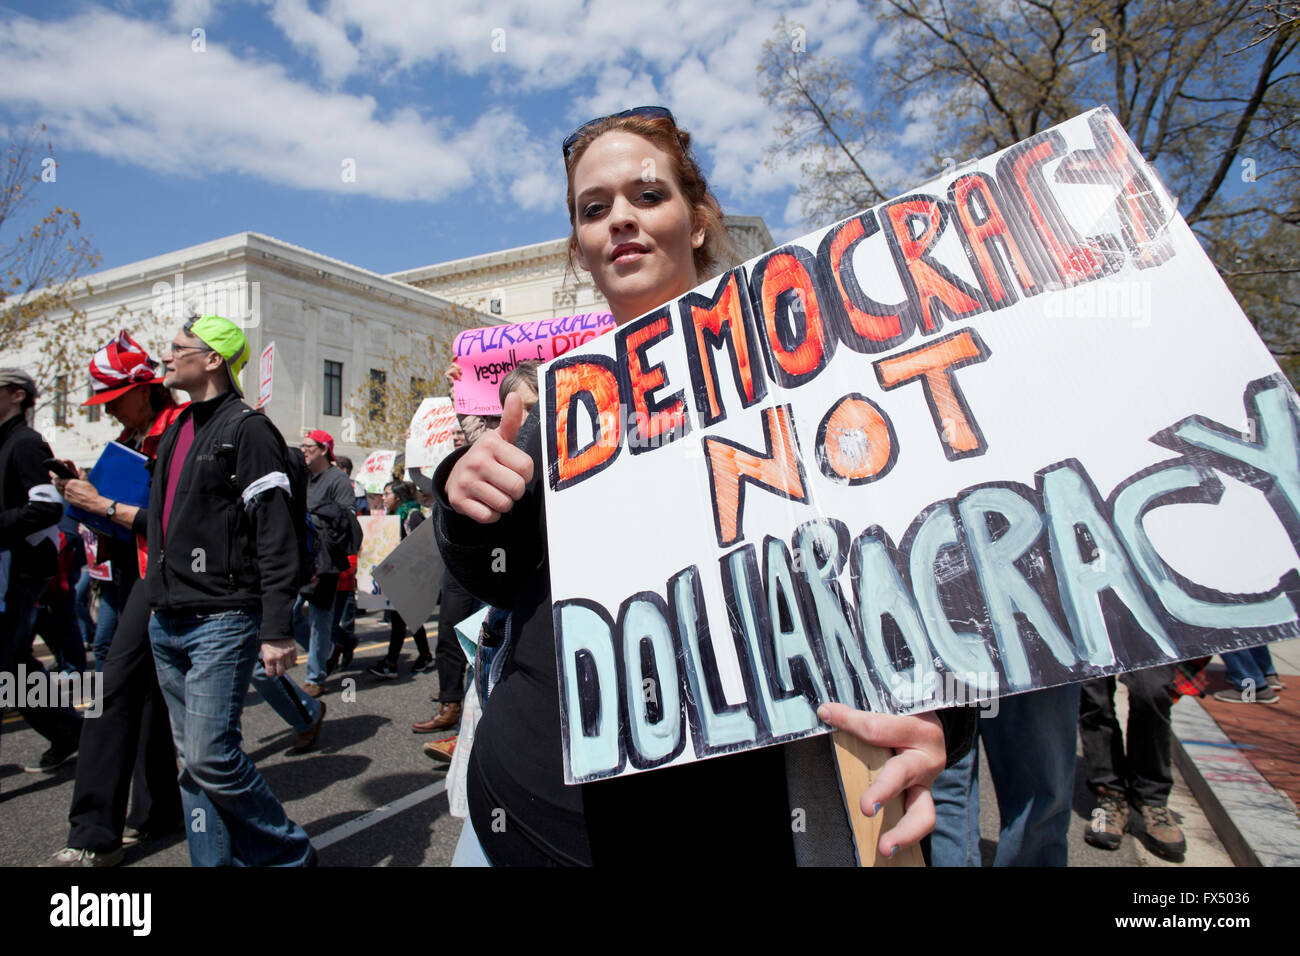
[[2, 612, 462, 867], [2, 616, 1232, 867]]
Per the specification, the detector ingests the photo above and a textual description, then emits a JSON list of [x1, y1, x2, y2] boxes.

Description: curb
[[1171, 695, 1300, 867]]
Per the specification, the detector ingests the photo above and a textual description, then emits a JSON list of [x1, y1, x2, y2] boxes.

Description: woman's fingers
[[817, 703, 945, 766], [859, 749, 931, 816], [877, 787, 937, 857], [817, 702, 947, 854]]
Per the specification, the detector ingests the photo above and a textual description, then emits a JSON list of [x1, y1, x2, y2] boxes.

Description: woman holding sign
[[434, 108, 973, 865]]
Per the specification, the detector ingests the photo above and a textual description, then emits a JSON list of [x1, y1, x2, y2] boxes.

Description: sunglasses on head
[[562, 105, 683, 161]]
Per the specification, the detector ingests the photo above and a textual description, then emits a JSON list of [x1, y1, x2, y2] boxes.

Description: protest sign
[[541, 106, 1300, 784], [356, 450, 397, 495], [371, 517, 444, 628], [257, 342, 274, 409], [355, 515, 399, 610], [453, 312, 615, 416], [406, 396, 459, 474], [80, 527, 111, 582]]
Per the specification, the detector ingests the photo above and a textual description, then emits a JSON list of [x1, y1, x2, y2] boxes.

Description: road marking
[[311, 779, 448, 850]]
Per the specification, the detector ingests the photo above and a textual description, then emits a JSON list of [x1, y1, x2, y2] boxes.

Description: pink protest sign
[[452, 312, 614, 416]]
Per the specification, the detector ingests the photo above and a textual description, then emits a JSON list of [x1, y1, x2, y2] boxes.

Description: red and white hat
[[83, 330, 165, 405]]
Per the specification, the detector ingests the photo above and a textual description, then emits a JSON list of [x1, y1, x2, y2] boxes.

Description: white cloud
[[266, 0, 359, 86], [169, 0, 215, 30], [0, 9, 547, 205], [0, 1, 891, 226]]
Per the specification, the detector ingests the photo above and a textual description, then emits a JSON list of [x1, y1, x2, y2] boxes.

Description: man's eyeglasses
[[562, 106, 682, 161], [165, 343, 211, 358]]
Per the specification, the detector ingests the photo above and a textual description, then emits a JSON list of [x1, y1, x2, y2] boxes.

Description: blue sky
[[0, 0, 902, 278]]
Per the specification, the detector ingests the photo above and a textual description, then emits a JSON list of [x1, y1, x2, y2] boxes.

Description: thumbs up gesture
[[447, 391, 535, 524]]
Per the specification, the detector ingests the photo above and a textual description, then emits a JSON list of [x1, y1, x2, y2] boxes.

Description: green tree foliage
[[760, 1, 1299, 374], [0, 125, 102, 404]]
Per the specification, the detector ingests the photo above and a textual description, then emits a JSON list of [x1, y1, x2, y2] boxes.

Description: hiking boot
[[1212, 685, 1280, 704], [413, 701, 462, 734], [1084, 787, 1129, 851], [1135, 804, 1186, 862], [43, 846, 124, 868]]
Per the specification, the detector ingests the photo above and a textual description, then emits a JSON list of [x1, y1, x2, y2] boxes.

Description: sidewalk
[[1171, 637, 1300, 867]]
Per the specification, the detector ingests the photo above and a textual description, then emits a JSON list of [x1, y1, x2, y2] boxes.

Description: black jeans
[[0, 577, 82, 750], [386, 614, 430, 664], [66, 580, 181, 851], [1078, 663, 1176, 807], [434, 570, 475, 704]]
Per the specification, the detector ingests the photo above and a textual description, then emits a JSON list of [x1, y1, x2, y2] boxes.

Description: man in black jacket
[[146, 316, 313, 866], [0, 368, 82, 771]]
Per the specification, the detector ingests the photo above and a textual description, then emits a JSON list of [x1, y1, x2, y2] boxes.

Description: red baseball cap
[[304, 429, 335, 460], [83, 330, 164, 405]]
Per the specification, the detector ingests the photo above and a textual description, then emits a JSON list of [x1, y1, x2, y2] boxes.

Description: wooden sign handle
[[832, 731, 925, 867]]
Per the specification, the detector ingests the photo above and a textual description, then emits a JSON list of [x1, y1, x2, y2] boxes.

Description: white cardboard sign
[[541, 107, 1300, 784]]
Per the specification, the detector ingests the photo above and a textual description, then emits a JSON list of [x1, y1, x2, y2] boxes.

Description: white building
[[388, 215, 775, 323], [16, 232, 486, 465], [15, 214, 775, 465]]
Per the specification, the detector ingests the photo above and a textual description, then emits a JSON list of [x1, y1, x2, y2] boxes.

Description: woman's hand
[[444, 362, 463, 386], [817, 703, 947, 858], [446, 391, 533, 524]]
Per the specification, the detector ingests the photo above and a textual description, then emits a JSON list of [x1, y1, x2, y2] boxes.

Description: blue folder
[[67, 442, 151, 541]]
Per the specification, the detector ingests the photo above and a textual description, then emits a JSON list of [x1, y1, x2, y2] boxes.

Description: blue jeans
[[249, 658, 321, 734], [149, 609, 313, 866], [931, 683, 1080, 867], [94, 581, 126, 672], [293, 595, 333, 685], [1221, 645, 1276, 691], [74, 567, 96, 648]]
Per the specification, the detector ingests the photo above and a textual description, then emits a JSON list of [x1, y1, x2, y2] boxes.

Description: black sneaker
[[410, 655, 434, 675], [25, 742, 78, 773], [367, 659, 398, 679]]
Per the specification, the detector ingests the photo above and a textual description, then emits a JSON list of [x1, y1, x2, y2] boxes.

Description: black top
[[434, 410, 793, 866], [433, 407, 975, 866], [0, 414, 62, 589], [145, 390, 299, 640]]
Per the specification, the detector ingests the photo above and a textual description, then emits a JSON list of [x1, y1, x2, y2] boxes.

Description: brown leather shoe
[[412, 702, 462, 734], [303, 682, 324, 699], [294, 701, 326, 752]]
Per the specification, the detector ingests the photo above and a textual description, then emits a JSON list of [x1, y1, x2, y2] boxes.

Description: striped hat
[[83, 330, 164, 405]]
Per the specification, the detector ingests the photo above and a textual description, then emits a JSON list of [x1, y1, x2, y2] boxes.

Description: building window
[[369, 368, 385, 421], [54, 375, 69, 427], [490, 287, 504, 315], [86, 383, 101, 423], [323, 360, 343, 417]]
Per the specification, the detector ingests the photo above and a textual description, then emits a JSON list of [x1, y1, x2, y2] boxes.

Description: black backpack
[[213, 406, 313, 592]]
